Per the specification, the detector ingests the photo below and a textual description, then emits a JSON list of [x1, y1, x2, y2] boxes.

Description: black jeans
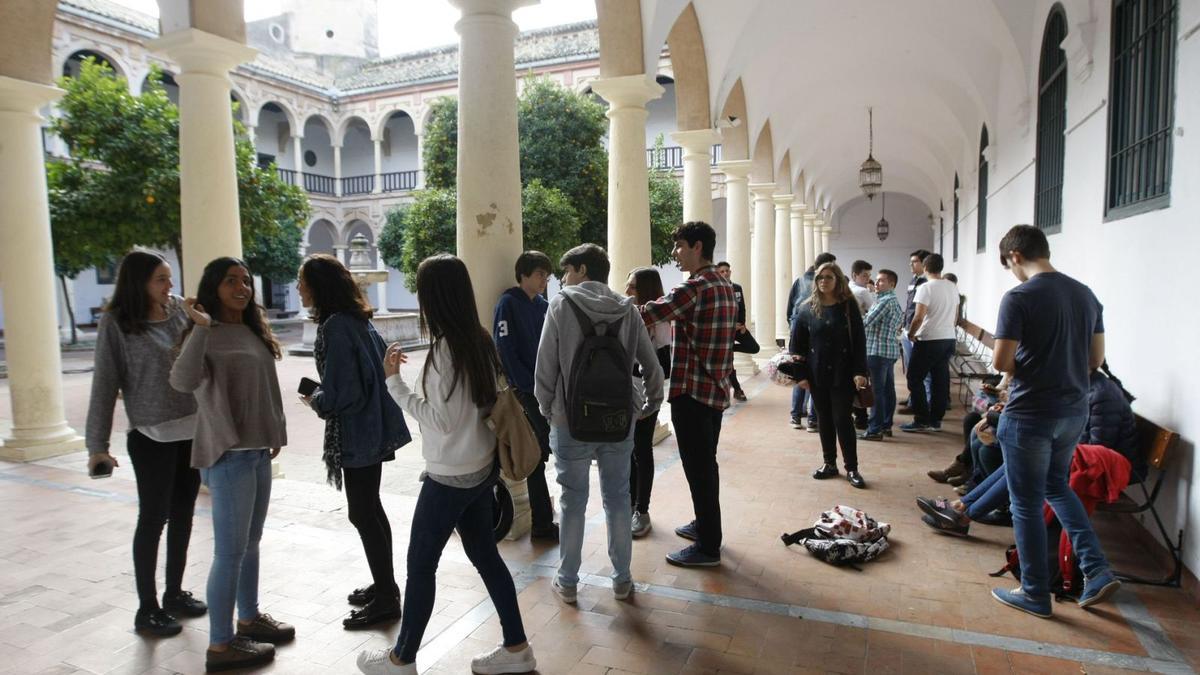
[[906, 339, 956, 425], [127, 430, 201, 612], [393, 466, 526, 662], [343, 463, 398, 598], [630, 411, 658, 514], [515, 390, 554, 529], [729, 329, 760, 393], [958, 412, 983, 466], [810, 384, 859, 471], [670, 395, 724, 556]]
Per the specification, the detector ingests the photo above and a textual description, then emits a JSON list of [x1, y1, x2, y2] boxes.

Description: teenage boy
[[899, 249, 931, 411], [989, 224, 1119, 617], [901, 253, 959, 433], [639, 222, 737, 568], [493, 251, 559, 541], [859, 269, 903, 441], [716, 261, 759, 402], [849, 260, 876, 314], [787, 252, 837, 432], [534, 244, 664, 603]]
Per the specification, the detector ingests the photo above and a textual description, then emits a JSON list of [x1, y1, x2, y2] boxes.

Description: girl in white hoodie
[[356, 254, 535, 675]]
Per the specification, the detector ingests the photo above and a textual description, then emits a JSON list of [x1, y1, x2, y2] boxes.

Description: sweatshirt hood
[[559, 281, 633, 324]]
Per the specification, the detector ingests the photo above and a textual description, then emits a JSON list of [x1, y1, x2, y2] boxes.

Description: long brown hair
[[106, 250, 168, 334], [415, 254, 499, 407], [807, 261, 854, 314], [627, 266, 665, 305], [300, 254, 373, 323], [181, 257, 281, 359]]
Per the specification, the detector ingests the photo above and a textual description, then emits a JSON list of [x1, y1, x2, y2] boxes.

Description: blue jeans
[[906, 339, 955, 425], [969, 434, 1004, 485], [551, 425, 634, 588], [998, 414, 1111, 598], [866, 355, 896, 434], [791, 386, 814, 423], [200, 449, 272, 645], [394, 464, 525, 662], [961, 465, 1010, 519]]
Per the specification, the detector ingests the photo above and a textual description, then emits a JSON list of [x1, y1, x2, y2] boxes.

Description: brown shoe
[[733, 389, 748, 402], [206, 637, 274, 672], [927, 460, 968, 484], [235, 613, 295, 644]]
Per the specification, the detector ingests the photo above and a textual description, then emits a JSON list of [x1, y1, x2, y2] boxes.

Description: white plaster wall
[[830, 193, 935, 305], [945, 3, 1200, 575], [300, 118, 335, 176], [341, 122, 374, 177], [380, 114, 419, 174]]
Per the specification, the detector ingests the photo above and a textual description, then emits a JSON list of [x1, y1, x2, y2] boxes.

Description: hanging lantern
[[859, 107, 883, 200], [876, 192, 890, 241]]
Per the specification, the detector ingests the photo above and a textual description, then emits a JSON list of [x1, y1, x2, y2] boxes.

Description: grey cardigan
[[169, 323, 287, 468], [85, 296, 198, 455]]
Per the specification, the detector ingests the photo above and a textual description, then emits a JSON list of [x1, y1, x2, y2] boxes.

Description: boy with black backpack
[[534, 244, 664, 604]]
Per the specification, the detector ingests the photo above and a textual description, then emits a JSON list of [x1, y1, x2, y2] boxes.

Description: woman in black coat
[[789, 261, 870, 488]]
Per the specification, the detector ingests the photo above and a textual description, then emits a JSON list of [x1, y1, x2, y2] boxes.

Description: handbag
[[484, 375, 542, 482], [843, 302, 874, 408]]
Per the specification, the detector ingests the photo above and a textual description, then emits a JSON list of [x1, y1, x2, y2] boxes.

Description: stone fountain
[[289, 233, 423, 355]]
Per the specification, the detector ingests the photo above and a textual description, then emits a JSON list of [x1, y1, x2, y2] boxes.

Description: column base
[[753, 344, 783, 367], [0, 433, 84, 463], [502, 476, 532, 541], [271, 459, 285, 479], [734, 352, 760, 378], [652, 420, 672, 445]]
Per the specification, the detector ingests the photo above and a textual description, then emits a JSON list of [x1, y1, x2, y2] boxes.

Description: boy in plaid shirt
[[638, 222, 736, 567], [860, 269, 903, 440]]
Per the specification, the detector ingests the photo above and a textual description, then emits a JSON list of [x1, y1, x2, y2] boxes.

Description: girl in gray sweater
[[84, 251, 205, 638], [169, 257, 291, 673]]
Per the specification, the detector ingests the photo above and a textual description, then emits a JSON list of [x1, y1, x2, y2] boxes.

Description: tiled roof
[[58, 0, 599, 97]]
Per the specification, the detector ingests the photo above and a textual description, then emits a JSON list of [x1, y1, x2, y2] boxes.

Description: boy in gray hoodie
[[534, 244, 664, 604]]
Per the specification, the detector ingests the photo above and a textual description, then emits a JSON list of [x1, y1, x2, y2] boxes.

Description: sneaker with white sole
[[471, 643, 537, 674], [631, 511, 651, 538], [613, 579, 633, 600], [356, 647, 414, 675], [552, 578, 577, 604]]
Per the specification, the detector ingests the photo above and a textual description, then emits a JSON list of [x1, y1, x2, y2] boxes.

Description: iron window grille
[[1034, 7, 1069, 234], [953, 173, 960, 262], [977, 126, 989, 253]]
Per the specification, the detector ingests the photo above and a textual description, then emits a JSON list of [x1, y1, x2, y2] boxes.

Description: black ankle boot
[[342, 595, 401, 630], [812, 464, 840, 480]]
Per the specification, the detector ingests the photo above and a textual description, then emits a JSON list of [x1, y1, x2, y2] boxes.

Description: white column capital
[[0, 76, 63, 115], [149, 29, 256, 76], [748, 182, 777, 199], [717, 159, 753, 179], [803, 212, 818, 223], [291, 132, 305, 141], [451, 0, 538, 16], [790, 203, 806, 215], [772, 194, 794, 207], [670, 128, 721, 153], [591, 74, 664, 111]]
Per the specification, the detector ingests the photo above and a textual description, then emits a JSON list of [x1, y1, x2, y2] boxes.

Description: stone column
[[772, 194, 793, 344], [333, 244, 349, 265], [415, 132, 426, 189], [0, 77, 84, 461], [452, 0, 534, 325], [819, 220, 830, 256], [671, 128, 721, 224], [292, 134, 304, 181], [592, 75, 664, 292], [717, 160, 756, 376], [150, 30, 256, 293], [333, 144, 343, 196], [372, 138, 383, 193], [790, 203, 806, 282], [803, 212, 817, 268], [244, 123, 257, 146], [749, 183, 777, 357]]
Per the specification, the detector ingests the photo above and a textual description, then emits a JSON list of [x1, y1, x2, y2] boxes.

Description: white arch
[[254, 100, 299, 135]]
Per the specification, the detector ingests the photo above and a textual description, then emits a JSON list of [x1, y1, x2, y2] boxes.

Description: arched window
[[952, 173, 960, 262], [939, 200, 945, 255], [1106, 0, 1177, 217], [1034, 7, 1068, 233], [977, 126, 989, 253]]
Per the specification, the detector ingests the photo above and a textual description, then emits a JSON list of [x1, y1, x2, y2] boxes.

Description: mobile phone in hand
[[298, 377, 320, 397], [89, 459, 114, 479]]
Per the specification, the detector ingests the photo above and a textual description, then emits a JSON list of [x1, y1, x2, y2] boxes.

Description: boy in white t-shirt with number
[[900, 253, 960, 433]]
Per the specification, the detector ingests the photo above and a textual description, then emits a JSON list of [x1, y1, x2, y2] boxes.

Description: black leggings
[[127, 430, 201, 612], [630, 411, 659, 514], [344, 463, 399, 598], [810, 384, 859, 471]]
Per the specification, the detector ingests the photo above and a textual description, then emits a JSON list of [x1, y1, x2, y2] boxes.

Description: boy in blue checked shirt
[[859, 269, 903, 441]]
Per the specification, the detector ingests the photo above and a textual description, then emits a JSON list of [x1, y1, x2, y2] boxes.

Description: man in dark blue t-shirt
[[988, 225, 1119, 618]]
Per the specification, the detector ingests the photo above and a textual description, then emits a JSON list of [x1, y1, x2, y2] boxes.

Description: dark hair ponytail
[[106, 250, 169, 334], [1099, 361, 1136, 403]]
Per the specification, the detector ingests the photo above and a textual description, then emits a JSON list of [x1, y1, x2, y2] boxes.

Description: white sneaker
[[552, 578, 577, 604], [613, 579, 634, 600], [631, 511, 652, 538], [356, 647, 414, 675], [470, 643, 537, 674]]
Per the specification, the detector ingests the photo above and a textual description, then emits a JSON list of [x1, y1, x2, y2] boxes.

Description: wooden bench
[[952, 319, 998, 405], [1097, 414, 1183, 587]]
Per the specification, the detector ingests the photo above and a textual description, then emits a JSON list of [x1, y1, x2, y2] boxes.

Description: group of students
[[84, 220, 742, 674]]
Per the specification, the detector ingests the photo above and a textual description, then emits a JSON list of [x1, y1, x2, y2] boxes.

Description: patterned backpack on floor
[[781, 505, 891, 569]]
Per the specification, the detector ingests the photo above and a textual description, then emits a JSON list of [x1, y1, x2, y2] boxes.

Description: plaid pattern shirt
[[863, 289, 903, 360], [639, 265, 737, 410]]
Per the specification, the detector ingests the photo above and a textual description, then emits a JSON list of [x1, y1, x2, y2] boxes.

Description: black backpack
[[562, 294, 633, 442]]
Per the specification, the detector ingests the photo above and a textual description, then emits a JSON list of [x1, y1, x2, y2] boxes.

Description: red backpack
[[989, 518, 1083, 598]]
